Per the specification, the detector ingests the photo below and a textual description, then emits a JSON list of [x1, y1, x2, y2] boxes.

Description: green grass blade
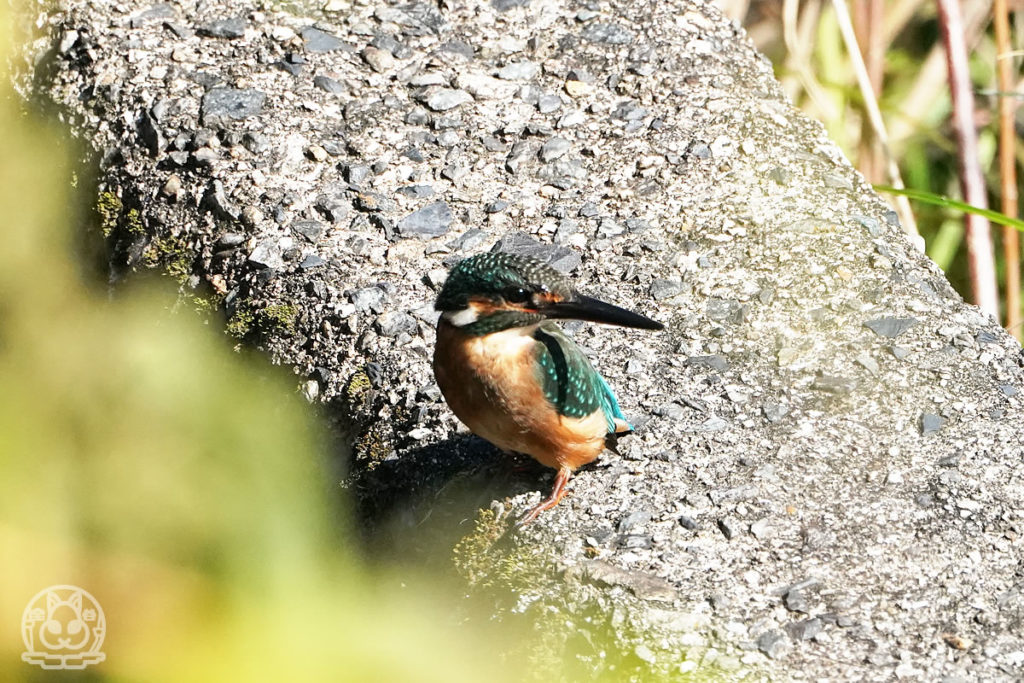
[[875, 184, 1024, 231]]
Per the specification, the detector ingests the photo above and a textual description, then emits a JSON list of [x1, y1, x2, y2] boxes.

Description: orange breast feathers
[[433, 319, 608, 471]]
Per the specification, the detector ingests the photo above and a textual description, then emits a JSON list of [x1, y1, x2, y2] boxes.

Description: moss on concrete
[[452, 508, 554, 592], [124, 207, 145, 235], [226, 302, 300, 340], [352, 421, 392, 471], [450, 508, 737, 681], [339, 365, 393, 472], [261, 303, 299, 335], [142, 234, 193, 284], [190, 294, 218, 315], [97, 193, 145, 239], [226, 306, 256, 339], [343, 366, 375, 415], [96, 191, 122, 237]]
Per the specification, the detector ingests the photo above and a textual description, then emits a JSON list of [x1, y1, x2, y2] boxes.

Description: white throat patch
[[443, 308, 479, 327]]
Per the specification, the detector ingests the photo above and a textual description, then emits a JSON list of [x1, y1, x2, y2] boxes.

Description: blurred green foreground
[[0, 9, 520, 682]]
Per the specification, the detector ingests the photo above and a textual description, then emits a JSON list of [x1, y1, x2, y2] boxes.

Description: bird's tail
[[596, 373, 631, 433]]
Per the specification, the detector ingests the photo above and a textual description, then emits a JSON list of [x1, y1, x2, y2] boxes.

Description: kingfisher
[[432, 252, 664, 524]]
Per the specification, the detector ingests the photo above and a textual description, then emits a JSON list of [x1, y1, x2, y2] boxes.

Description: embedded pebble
[[811, 375, 856, 394], [718, 518, 740, 539], [197, 17, 245, 39], [456, 72, 518, 99], [424, 88, 472, 112], [783, 589, 809, 613], [348, 287, 388, 313], [362, 46, 394, 72], [762, 403, 788, 422], [854, 353, 879, 374], [300, 254, 324, 269], [864, 317, 918, 339], [292, 220, 325, 242], [757, 630, 790, 659], [558, 110, 586, 128], [749, 518, 772, 540], [786, 618, 823, 641], [581, 22, 634, 44], [375, 311, 418, 337], [539, 137, 571, 162], [654, 403, 687, 420], [650, 278, 684, 300], [305, 144, 328, 162], [686, 355, 728, 372], [301, 26, 347, 52], [248, 241, 285, 269], [634, 644, 656, 664], [396, 201, 453, 238], [537, 94, 562, 113], [200, 87, 265, 124], [160, 174, 181, 199], [921, 413, 945, 435], [497, 61, 539, 80], [397, 185, 434, 198], [315, 75, 345, 94]]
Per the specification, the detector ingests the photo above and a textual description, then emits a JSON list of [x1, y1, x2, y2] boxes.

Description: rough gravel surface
[[21, 0, 1024, 679]]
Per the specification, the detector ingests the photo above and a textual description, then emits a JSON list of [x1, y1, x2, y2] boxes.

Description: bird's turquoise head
[[435, 252, 664, 336]]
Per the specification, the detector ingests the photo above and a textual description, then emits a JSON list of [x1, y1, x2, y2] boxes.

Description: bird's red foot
[[517, 467, 572, 526]]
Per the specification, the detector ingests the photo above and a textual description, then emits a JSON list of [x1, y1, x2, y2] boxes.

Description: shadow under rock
[[347, 433, 554, 561]]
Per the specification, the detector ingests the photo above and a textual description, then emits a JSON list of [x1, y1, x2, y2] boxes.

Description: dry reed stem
[[890, 2, 993, 145], [936, 0, 1001, 317], [832, 0, 920, 236], [782, 0, 840, 122], [994, 0, 1021, 338], [853, 0, 885, 183]]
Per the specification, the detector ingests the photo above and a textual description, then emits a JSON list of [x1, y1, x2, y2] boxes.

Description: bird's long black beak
[[541, 294, 664, 330]]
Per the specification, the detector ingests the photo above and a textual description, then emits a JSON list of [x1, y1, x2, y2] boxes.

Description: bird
[[432, 252, 664, 524]]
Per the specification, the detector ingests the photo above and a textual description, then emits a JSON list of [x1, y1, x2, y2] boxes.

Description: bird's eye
[[504, 287, 532, 304]]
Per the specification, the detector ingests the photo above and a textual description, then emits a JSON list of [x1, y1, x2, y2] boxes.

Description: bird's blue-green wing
[[533, 322, 630, 433], [594, 371, 630, 432]]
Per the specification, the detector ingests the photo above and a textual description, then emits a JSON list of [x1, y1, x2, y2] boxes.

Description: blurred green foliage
[[0, 8, 520, 682]]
